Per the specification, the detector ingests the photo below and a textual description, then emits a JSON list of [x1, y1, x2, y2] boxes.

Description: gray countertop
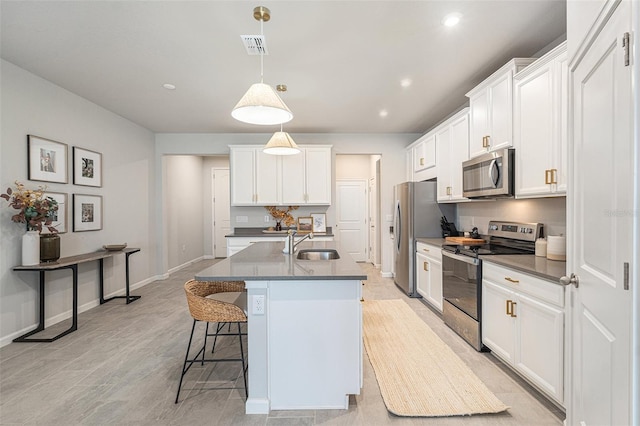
[[227, 227, 334, 238], [196, 241, 366, 281], [481, 255, 566, 283], [416, 238, 566, 283]]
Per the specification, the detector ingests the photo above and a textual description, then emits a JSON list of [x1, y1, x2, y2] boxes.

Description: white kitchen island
[[195, 241, 366, 414]]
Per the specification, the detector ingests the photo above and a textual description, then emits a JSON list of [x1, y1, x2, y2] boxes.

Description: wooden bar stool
[[175, 279, 248, 403]]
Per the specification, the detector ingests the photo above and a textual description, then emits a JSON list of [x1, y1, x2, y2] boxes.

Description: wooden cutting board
[[445, 237, 485, 244]]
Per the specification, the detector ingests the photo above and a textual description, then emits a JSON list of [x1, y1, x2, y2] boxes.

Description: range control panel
[[487, 221, 543, 242]]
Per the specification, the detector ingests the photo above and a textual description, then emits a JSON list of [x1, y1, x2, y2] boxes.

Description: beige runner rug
[[362, 299, 509, 417]]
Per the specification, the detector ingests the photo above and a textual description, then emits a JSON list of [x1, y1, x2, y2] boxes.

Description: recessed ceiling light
[[379, 109, 388, 118], [162, 83, 176, 90], [400, 78, 412, 88], [442, 12, 462, 27]]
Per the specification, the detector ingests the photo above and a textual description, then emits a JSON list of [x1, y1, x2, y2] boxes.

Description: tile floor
[[0, 259, 564, 425]]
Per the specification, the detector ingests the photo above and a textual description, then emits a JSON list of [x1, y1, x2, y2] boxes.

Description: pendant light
[[263, 124, 300, 155], [231, 6, 293, 126]]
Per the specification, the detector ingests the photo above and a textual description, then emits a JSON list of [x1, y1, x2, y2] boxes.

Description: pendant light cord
[[260, 17, 264, 83]]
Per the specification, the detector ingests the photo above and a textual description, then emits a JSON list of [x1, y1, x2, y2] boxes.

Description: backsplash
[[231, 206, 329, 229], [456, 197, 566, 237]]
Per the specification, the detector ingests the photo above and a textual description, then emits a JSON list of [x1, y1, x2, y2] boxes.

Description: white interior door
[[336, 180, 367, 262], [213, 168, 231, 258], [568, 3, 633, 424]]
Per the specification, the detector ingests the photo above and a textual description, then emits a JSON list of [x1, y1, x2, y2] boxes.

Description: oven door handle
[[442, 249, 479, 265]]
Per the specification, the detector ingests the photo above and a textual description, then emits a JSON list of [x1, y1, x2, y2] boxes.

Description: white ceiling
[[0, 1, 567, 135]]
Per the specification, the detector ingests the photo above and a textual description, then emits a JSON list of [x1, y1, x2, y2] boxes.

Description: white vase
[[22, 230, 40, 266]]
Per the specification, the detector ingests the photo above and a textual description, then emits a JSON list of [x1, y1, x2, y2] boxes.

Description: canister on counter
[[547, 235, 566, 261]]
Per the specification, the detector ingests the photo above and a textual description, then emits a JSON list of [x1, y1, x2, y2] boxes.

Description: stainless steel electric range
[[441, 220, 544, 351]]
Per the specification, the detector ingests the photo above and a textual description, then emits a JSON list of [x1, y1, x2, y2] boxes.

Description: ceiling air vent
[[240, 35, 268, 55]]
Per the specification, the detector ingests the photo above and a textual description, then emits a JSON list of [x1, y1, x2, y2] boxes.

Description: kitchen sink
[[296, 249, 340, 260]]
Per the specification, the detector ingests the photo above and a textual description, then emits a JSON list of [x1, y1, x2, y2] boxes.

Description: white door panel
[[569, 2, 632, 424], [336, 180, 367, 262]]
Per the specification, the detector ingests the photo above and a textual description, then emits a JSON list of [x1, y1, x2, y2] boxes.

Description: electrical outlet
[[252, 295, 265, 315], [264, 215, 271, 223], [236, 215, 248, 223]]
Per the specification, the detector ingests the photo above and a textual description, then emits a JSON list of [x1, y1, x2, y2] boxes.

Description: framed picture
[[311, 213, 327, 233], [297, 216, 313, 233], [73, 194, 103, 232], [27, 135, 68, 183], [44, 192, 68, 234], [73, 147, 102, 187]]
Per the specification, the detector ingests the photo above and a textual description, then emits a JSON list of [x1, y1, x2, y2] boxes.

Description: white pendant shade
[[263, 131, 300, 155], [232, 83, 293, 125]]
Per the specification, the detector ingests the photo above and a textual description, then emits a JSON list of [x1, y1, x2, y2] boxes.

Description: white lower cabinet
[[415, 242, 443, 311], [482, 262, 564, 405]]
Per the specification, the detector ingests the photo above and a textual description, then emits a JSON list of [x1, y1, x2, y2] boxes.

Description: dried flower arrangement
[[265, 206, 299, 227], [1, 181, 59, 232]]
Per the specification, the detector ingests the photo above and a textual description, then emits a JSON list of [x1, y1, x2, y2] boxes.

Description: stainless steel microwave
[[462, 148, 515, 199]]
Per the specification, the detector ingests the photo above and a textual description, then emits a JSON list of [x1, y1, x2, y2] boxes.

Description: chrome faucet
[[284, 230, 314, 254]]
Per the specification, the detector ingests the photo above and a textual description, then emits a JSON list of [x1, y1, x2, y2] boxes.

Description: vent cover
[[241, 35, 268, 55]]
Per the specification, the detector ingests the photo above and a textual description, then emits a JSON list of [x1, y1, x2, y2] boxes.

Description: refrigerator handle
[[394, 200, 401, 252]]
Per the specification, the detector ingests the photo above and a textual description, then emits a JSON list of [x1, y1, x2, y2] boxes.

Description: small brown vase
[[275, 221, 282, 231], [40, 234, 60, 262]]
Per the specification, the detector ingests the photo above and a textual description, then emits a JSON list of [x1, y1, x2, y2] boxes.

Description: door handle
[[510, 302, 517, 317], [545, 169, 551, 184], [423, 261, 429, 271], [560, 273, 579, 288], [488, 159, 500, 188], [506, 300, 512, 316]]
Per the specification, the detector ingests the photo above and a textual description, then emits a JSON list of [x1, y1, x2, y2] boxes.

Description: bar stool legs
[[175, 319, 248, 403]]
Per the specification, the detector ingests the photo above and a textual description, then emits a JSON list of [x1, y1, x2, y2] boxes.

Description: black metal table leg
[[13, 265, 78, 343], [101, 249, 141, 305]]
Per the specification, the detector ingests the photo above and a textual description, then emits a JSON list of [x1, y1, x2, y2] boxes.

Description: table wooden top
[[13, 248, 141, 271]]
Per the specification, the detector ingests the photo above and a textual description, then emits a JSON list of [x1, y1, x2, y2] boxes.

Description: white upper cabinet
[[281, 146, 332, 205], [514, 42, 568, 198], [407, 132, 437, 182], [230, 145, 332, 206], [466, 58, 537, 158], [231, 147, 279, 206], [436, 108, 470, 202]]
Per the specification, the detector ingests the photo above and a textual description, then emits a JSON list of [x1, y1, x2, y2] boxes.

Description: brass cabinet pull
[[550, 168, 558, 184], [420, 157, 425, 166], [423, 261, 429, 271], [510, 302, 517, 317], [506, 300, 512, 316], [506, 300, 517, 317], [545, 169, 551, 184], [422, 248, 430, 252], [446, 186, 452, 195], [504, 277, 520, 283], [482, 135, 491, 148]]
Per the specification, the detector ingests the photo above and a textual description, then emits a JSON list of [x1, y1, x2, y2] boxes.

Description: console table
[[12, 248, 141, 343]]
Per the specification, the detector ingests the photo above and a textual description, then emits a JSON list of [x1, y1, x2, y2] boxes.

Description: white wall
[[164, 155, 204, 270], [155, 133, 418, 275], [0, 60, 158, 345]]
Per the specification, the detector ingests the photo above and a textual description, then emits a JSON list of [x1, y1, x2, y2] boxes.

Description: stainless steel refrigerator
[[393, 181, 456, 297]]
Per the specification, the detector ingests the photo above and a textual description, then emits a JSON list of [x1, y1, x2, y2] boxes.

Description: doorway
[[334, 154, 381, 265]]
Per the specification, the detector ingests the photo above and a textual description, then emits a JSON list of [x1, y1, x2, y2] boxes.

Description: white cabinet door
[[467, 59, 536, 158], [415, 243, 443, 312], [255, 150, 279, 205], [515, 292, 564, 403], [281, 151, 306, 204], [514, 42, 568, 198], [437, 109, 470, 202], [488, 72, 513, 152], [435, 125, 452, 201], [305, 147, 332, 204], [469, 90, 490, 158], [230, 147, 256, 205], [482, 280, 516, 364], [415, 252, 429, 300], [413, 135, 436, 172]]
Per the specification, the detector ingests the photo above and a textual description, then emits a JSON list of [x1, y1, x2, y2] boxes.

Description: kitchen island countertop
[[196, 241, 365, 282]]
